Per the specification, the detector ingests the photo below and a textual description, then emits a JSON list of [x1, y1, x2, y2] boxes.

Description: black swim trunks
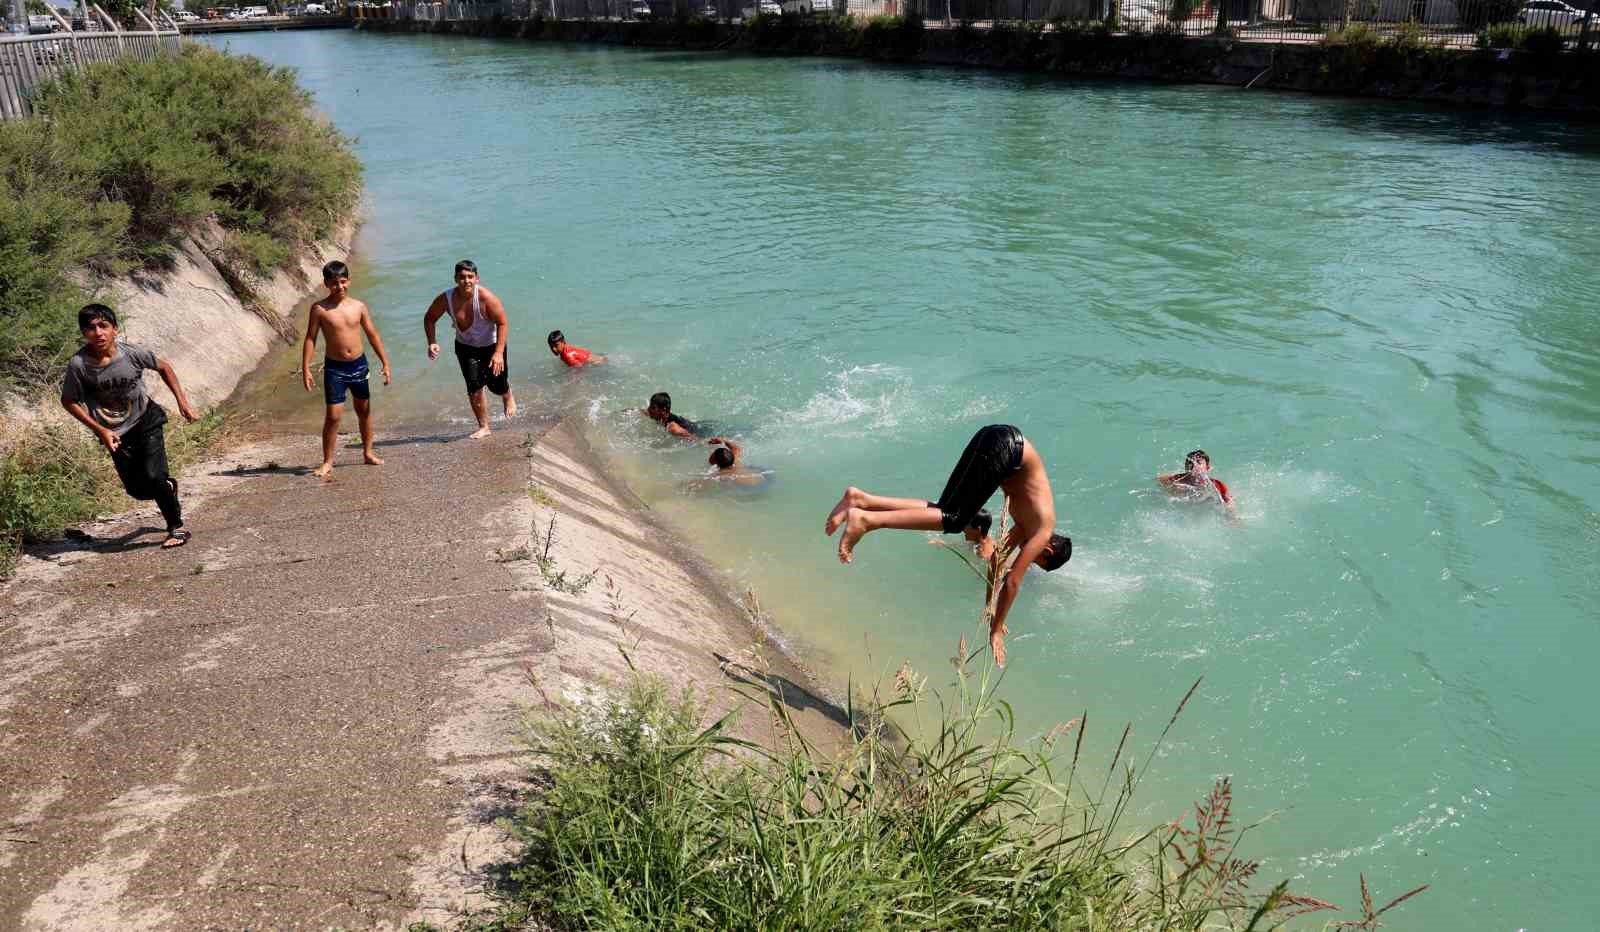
[[323, 354, 371, 406], [455, 341, 510, 396], [933, 425, 1025, 535]]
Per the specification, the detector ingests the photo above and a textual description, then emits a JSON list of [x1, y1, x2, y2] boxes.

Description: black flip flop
[[162, 528, 191, 549]]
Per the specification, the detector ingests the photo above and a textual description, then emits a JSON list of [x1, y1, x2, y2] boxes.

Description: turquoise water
[[208, 31, 1600, 929]]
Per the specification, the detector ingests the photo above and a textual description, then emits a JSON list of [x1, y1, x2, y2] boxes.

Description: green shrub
[[1323, 21, 1384, 48], [0, 121, 130, 385], [1388, 18, 1430, 52], [0, 427, 107, 546]]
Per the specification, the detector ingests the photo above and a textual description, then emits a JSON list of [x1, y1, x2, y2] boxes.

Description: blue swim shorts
[[324, 354, 371, 406]]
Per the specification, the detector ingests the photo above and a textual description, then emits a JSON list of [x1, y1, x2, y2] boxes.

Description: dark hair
[[322, 260, 349, 282], [710, 447, 735, 469], [78, 303, 117, 330], [649, 392, 672, 412], [1184, 449, 1211, 472], [547, 329, 565, 348], [969, 508, 992, 537], [1039, 533, 1072, 572], [454, 259, 477, 276]]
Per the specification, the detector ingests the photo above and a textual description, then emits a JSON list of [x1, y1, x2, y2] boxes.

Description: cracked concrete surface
[[1, 416, 847, 930]]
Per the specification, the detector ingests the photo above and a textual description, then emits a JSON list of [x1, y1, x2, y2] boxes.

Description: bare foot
[[825, 487, 857, 536], [311, 462, 333, 478], [469, 426, 491, 440], [363, 451, 384, 466], [989, 620, 1009, 669], [837, 508, 869, 564], [503, 395, 518, 417]]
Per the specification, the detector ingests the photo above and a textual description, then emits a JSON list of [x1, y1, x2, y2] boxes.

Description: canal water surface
[[208, 30, 1600, 929]]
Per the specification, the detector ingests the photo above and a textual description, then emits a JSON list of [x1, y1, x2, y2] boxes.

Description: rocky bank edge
[[0, 413, 849, 929]]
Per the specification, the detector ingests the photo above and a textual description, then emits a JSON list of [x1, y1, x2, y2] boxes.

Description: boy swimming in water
[[644, 391, 699, 438], [61, 304, 201, 549], [302, 261, 392, 478], [705, 437, 766, 487], [1158, 449, 1235, 512], [825, 424, 1071, 667], [548, 330, 605, 367]]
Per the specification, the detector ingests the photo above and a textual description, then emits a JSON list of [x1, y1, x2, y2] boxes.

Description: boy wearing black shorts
[[423, 260, 516, 439], [825, 425, 1071, 666], [60, 304, 201, 548], [302, 261, 392, 477]]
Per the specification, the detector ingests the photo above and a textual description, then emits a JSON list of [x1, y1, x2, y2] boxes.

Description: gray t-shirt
[[61, 341, 158, 436]]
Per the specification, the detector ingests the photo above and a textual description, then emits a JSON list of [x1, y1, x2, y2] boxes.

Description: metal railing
[[1, 5, 181, 120], [906, 0, 1597, 48], [370, 0, 1596, 47]]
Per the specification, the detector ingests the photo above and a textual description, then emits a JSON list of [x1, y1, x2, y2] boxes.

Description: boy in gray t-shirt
[[60, 304, 201, 548]]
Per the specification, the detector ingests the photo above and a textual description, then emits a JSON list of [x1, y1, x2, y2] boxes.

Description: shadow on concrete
[[217, 464, 314, 477], [29, 526, 171, 559], [714, 652, 854, 734]]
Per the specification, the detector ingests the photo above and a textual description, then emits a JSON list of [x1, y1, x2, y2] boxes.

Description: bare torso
[[999, 438, 1056, 549], [315, 297, 370, 361]]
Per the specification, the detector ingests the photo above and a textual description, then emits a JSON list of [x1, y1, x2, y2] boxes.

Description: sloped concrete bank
[[356, 16, 1600, 115]]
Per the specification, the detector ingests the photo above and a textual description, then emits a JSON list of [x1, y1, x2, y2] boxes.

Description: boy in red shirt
[[1158, 449, 1236, 514], [548, 330, 604, 367]]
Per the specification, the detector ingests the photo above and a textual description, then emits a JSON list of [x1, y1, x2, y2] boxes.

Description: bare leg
[[468, 389, 491, 439], [354, 397, 382, 466], [826, 487, 936, 535], [313, 404, 342, 478], [837, 505, 944, 564], [502, 388, 517, 418]]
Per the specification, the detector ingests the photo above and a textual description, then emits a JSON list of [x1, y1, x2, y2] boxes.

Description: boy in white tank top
[[423, 259, 517, 438]]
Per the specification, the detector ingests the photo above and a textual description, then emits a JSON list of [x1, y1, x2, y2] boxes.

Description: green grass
[[466, 643, 1425, 931]]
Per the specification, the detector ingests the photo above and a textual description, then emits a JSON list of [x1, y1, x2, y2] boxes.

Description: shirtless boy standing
[[423, 260, 516, 439], [825, 425, 1070, 667], [302, 261, 392, 478]]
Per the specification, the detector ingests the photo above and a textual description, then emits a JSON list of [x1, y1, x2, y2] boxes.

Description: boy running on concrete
[[825, 424, 1070, 667], [60, 304, 201, 549], [548, 329, 605, 367], [302, 261, 392, 478], [424, 259, 516, 439]]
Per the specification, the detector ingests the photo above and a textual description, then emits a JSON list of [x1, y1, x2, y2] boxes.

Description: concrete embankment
[[356, 16, 1600, 115], [0, 414, 847, 928]]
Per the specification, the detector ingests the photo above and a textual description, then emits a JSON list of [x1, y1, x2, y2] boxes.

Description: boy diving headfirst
[[825, 424, 1070, 667]]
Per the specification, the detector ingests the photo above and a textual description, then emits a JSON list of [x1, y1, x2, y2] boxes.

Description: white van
[[244, 5, 271, 17]]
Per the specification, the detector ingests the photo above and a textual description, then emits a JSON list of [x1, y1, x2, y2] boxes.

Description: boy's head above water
[[709, 446, 734, 470], [647, 391, 672, 419], [547, 329, 566, 354], [1184, 449, 1212, 473]]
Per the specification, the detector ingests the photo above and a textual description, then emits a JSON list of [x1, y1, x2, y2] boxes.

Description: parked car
[[742, 0, 780, 14], [699, 1, 719, 15], [174, 10, 200, 21], [1518, 0, 1589, 30], [628, 0, 653, 17], [305, 2, 330, 12], [26, 13, 59, 33]]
